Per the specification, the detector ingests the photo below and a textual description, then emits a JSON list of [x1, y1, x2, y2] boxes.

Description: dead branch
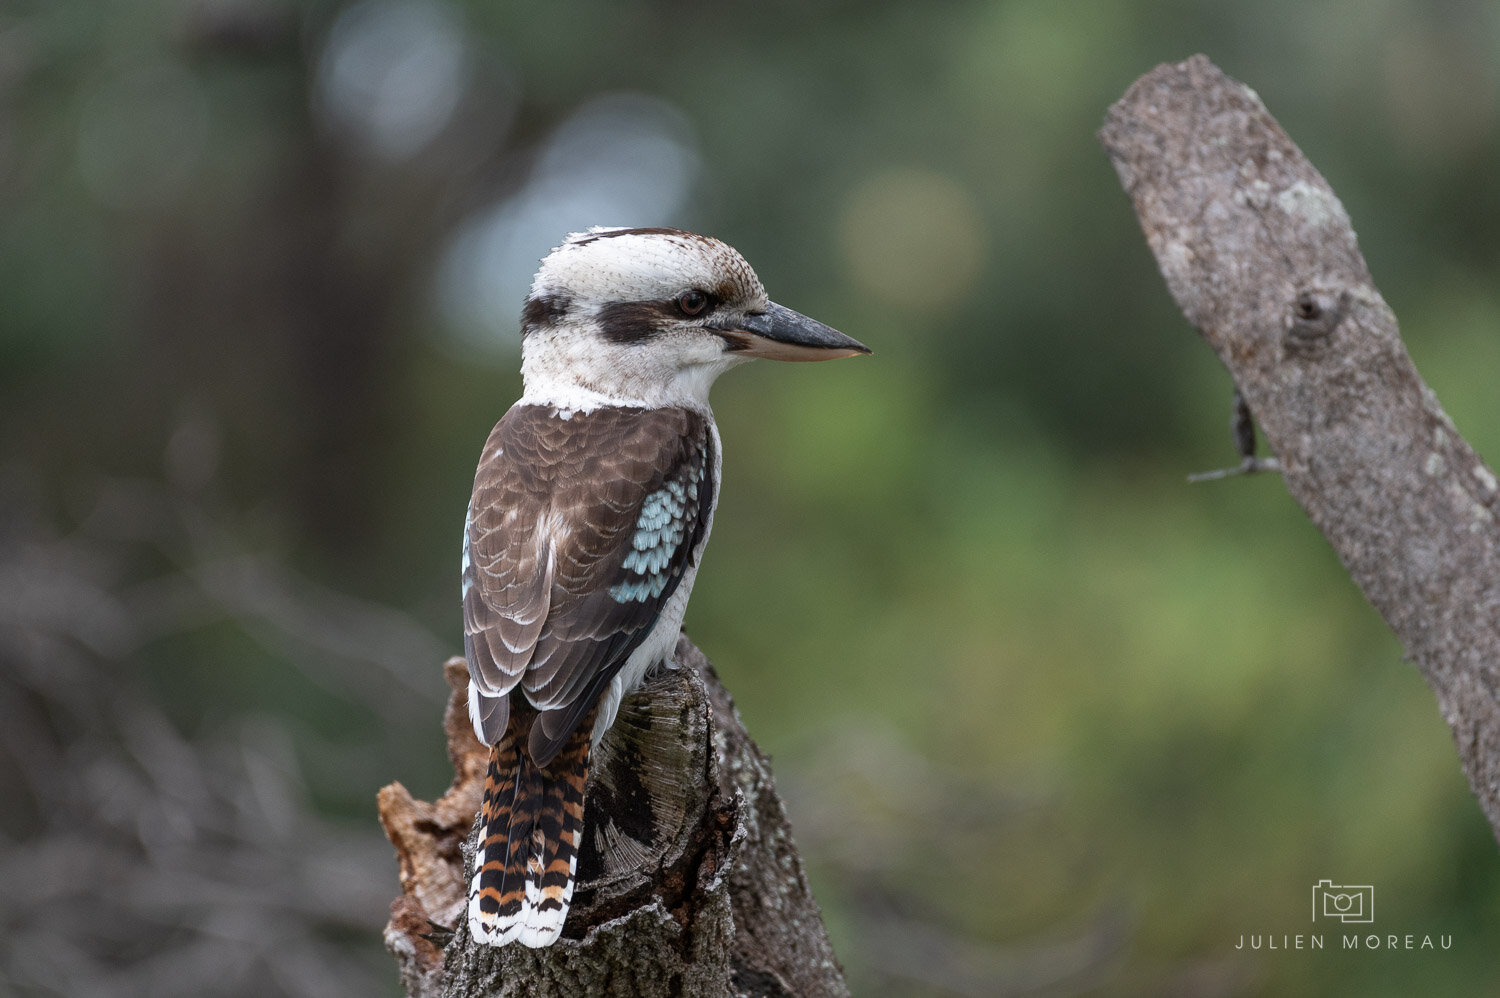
[[1100, 55, 1500, 839]]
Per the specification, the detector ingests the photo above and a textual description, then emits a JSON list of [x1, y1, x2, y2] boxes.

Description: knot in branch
[[1286, 287, 1346, 351]]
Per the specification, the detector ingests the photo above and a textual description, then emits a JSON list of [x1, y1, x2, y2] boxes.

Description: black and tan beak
[[709, 302, 870, 362]]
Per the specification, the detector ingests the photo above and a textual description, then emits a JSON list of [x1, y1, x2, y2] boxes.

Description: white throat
[[518, 323, 746, 413]]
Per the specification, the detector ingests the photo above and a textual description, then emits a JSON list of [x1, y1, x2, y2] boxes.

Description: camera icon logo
[[1312, 880, 1374, 923]]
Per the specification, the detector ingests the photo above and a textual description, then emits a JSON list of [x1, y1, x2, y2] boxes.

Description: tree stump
[[378, 635, 849, 997]]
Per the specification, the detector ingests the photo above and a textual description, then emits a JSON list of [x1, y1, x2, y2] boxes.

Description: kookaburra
[[463, 227, 869, 947]]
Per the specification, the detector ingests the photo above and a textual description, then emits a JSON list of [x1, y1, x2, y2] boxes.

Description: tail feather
[[468, 714, 593, 948]]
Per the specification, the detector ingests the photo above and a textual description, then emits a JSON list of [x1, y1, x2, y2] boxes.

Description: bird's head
[[517, 227, 869, 409]]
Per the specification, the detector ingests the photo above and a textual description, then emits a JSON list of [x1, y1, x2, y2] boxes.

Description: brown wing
[[463, 422, 554, 697], [464, 404, 714, 766]]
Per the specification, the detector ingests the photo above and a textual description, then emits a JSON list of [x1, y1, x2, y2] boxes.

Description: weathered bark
[[378, 635, 849, 997], [1100, 56, 1500, 839]]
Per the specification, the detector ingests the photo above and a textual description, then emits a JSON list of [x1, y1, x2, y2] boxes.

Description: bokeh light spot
[[838, 167, 987, 313], [435, 92, 700, 358], [314, 0, 468, 161]]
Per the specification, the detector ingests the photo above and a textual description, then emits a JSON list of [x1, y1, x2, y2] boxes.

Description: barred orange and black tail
[[468, 723, 591, 947]]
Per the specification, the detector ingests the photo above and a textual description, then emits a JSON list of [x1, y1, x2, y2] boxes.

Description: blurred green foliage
[[3, 0, 1499, 994]]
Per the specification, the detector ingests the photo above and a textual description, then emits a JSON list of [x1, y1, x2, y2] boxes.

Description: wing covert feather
[[463, 405, 714, 763]]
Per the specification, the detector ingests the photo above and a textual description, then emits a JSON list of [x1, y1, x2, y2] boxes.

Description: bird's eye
[[676, 290, 710, 316]]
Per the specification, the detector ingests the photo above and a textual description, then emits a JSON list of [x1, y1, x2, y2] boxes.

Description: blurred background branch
[[0, 468, 440, 996]]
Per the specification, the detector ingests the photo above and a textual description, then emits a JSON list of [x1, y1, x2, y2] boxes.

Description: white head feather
[[518, 228, 769, 412]]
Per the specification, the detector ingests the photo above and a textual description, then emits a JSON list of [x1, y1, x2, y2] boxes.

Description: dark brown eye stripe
[[597, 295, 718, 344], [520, 292, 573, 336], [596, 301, 676, 343]]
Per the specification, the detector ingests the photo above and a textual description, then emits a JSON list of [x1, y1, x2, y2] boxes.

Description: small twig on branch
[[1185, 458, 1281, 484], [1187, 389, 1283, 482], [1100, 55, 1500, 840]]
